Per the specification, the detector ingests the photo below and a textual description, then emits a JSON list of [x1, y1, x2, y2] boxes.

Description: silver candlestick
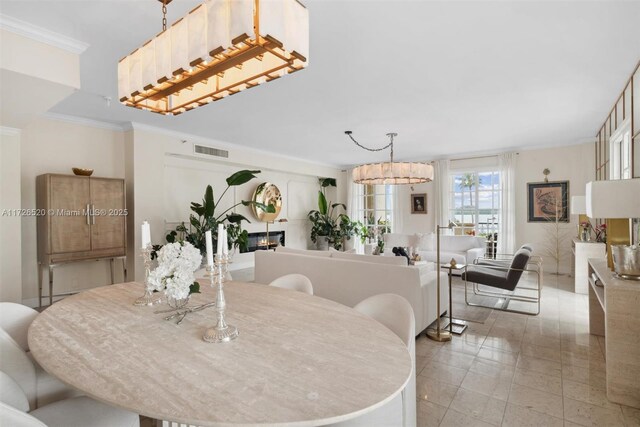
[[203, 254, 239, 343], [134, 244, 162, 306]]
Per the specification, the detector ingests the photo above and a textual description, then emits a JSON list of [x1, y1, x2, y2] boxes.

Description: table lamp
[[571, 195, 589, 241], [586, 179, 640, 273]]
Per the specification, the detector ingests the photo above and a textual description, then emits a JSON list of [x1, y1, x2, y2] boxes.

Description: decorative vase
[[580, 228, 590, 242], [167, 295, 190, 309]]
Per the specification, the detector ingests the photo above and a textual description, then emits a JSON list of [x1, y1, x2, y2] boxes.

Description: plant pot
[[344, 238, 355, 252], [364, 243, 375, 255], [316, 237, 329, 251]]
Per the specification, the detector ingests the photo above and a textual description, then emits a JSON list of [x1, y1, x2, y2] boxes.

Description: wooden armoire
[[36, 174, 127, 307]]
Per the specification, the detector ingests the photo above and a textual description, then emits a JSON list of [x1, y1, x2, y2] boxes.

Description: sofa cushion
[[462, 266, 510, 289], [439, 235, 483, 252], [384, 233, 418, 249], [329, 247, 357, 254], [275, 246, 331, 257], [418, 251, 466, 266], [416, 233, 435, 251], [506, 248, 531, 286], [331, 251, 408, 266]]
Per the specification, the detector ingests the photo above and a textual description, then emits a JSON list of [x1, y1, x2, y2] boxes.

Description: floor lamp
[[426, 224, 452, 342]]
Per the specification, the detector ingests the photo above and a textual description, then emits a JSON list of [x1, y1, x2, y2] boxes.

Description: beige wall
[[0, 128, 23, 302], [20, 118, 125, 304], [396, 143, 593, 275], [126, 126, 347, 281], [397, 181, 435, 234], [0, 29, 80, 89], [515, 143, 594, 274], [13, 118, 346, 305]]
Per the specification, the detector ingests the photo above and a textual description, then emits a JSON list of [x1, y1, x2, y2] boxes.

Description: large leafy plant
[[166, 170, 275, 255], [337, 215, 362, 249], [307, 178, 346, 248]]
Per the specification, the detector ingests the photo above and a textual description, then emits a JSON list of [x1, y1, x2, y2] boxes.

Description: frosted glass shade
[[118, 0, 309, 115], [571, 196, 586, 215], [586, 179, 640, 218], [352, 162, 434, 185]]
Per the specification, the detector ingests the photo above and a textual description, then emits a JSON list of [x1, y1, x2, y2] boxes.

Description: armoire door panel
[[50, 175, 92, 253], [90, 178, 126, 251]]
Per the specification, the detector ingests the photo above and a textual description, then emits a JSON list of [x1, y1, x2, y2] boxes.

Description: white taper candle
[[205, 230, 214, 266], [141, 221, 151, 249], [216, 223, 224, 257]]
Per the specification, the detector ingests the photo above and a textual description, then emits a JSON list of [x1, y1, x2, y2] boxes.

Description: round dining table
[[28, 280, 411, 427]]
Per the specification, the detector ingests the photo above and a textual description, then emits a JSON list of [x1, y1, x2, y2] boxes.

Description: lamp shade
[[586, 179, 640, 218], [352, 162, 434, 185], [570, 196, 586, 215]]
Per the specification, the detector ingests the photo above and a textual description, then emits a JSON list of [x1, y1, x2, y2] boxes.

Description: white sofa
[[254, 247, 448, 334], [385, 233, 486, 266]]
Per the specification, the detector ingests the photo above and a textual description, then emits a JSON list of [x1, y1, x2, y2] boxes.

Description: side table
[[440, 263, 468, 335]]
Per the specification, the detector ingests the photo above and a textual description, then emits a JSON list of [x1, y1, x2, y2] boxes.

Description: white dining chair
[[0, 328, 79, 409], [269, 273, 314, 295], [0, 302, 39, 351], [329, 293, 416, 427], [0, 371, 140, 427]]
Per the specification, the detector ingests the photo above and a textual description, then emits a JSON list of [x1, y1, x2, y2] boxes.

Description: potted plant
[[338, 215, 361, 251], [160, 170, 274, 259], [308, 178, 346, 250]]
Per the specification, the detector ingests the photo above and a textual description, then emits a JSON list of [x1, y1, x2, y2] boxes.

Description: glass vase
[[580, 228, 590, 242], [167, 295, 190, 309]]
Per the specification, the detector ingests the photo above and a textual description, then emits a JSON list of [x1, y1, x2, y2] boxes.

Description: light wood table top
[[28, 281, 411, 426]]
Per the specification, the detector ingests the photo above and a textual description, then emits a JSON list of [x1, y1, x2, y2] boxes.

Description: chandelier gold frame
[[118, 0, 308, 115]]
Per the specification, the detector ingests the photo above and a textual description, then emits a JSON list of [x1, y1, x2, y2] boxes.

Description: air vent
[[194, 144, 229, 158]]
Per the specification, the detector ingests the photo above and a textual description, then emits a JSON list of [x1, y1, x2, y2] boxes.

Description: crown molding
[[43, 112, 126, 131], [0, 14, 89, 54], [126, 121, 341, 170], [0, 126, 21, 137]]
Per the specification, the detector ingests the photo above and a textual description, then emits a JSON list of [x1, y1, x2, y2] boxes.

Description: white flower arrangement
[[148, 242, 202, 300]]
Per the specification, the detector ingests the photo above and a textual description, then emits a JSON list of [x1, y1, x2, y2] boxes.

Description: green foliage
[[307, 178, 353, 250], [161, 170, 274, 255], [319, 177, 337, 188], [189, 282, 201, 295]]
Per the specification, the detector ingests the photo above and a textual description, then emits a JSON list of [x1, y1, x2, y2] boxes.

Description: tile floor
[[415, 273, 640, 427]]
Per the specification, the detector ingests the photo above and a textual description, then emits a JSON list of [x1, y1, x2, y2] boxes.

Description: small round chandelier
[[346, 131, 434, 185]]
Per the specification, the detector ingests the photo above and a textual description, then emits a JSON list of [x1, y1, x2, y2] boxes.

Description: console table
[[588, 259, 640, 409], [572, 239, 605, 294]]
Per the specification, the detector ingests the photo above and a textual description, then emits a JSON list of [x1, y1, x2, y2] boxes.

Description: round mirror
[[251, 182, 282, 222]]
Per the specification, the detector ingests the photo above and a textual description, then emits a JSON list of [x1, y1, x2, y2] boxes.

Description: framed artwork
[[527, 181, 570, 222], [411, 193, 427, 214]]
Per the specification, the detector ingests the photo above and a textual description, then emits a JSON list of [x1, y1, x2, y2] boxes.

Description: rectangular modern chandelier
[[118, 0, 309, 115]]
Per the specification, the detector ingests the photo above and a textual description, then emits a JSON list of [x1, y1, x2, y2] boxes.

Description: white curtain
[[346, 169, 364, 253], [433, 159, 450, 231], [391, 185, 403, 234], [498, 152, 516, 254]]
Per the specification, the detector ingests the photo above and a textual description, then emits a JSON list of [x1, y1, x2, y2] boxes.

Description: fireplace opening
[[241, 231, 285, 253]]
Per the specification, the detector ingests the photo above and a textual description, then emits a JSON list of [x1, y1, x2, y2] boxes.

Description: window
[[449, 171, 500, 237], [355, 184, 393, 240], [610, 122, 632, 180]]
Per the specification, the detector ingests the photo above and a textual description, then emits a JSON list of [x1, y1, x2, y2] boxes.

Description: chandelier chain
[[162, 0, 167, 31], [345, 131, 395, 163]]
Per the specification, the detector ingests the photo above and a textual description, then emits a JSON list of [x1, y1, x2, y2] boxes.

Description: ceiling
[[1, 0, 639, 168]]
